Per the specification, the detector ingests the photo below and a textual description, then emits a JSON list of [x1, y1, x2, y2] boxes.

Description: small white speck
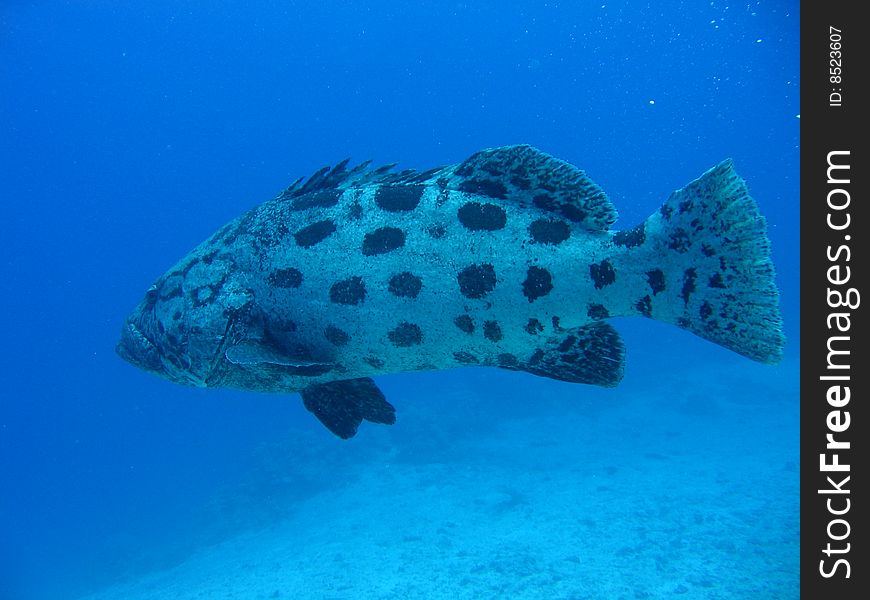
[[796, 114, 800, 119], [756, 39, 762, 43], [649, 100, 655, 105]]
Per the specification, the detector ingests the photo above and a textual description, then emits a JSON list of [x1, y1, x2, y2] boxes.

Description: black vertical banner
[[801, 2, 868, 597]]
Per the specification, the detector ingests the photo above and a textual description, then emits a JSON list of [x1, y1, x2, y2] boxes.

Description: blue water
[[1, 2, 798, 599]]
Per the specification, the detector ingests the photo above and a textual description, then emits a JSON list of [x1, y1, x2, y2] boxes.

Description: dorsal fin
[[275, 145, 616, 231], [442, 145, 616, 231]]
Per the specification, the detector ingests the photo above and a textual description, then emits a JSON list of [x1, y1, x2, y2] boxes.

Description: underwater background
[[1, 1, 798, 599]]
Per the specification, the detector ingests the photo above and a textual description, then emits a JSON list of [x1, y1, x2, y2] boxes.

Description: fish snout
[[116, 319, 165, 375]]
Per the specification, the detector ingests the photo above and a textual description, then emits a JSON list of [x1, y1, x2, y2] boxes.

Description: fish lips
[[116, 319, 166, 376]]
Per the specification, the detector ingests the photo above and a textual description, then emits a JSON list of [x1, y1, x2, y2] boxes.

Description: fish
[[116, 145, 784, 439]]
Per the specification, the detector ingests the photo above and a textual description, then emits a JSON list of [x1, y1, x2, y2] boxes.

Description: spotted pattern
[[646, 269, 665, 295], [497, 353, 519, 367], [457, 178, 508, 199], [613, 223, 646, 248], [680, 268, 697, 305], [294, 219, 337, 248], [522, 266, 553, 303], [590, 259, 616, 289], [700, 301, 714, 320], [375, 185, 424, 212], [363, 227, 406, 256], [454, 314, 475, 334], [457, 263, 497, 299], [483, 320, 503, 342], [329, 276, 366, 305], [268, 267, 303, 289], [388, 322, 423, 347], [668, 228, 690, 252], [708, 273, 726, 288], [324, 325, 350, 346], [525, 318, 543, 335], [587, 304, 609, 320], [291, 190, 342, 211], [528, 218, 570, 245], [457, 202, 507, 231], [388, 272, 423, 298], [636, 295, 652, 317]]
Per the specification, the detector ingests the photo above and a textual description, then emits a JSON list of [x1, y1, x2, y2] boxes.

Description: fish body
[[117, 145, 783, 438]]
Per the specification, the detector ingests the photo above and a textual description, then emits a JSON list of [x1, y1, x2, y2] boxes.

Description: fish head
[[116, 258, 254, 388]]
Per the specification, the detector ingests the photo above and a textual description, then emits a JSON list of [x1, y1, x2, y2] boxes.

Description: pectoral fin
[[225, 339, 333, 376], [301, 377, 396, 439]]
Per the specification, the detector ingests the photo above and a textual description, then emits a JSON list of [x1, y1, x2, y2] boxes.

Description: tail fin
[[623, 160, 784, 363]]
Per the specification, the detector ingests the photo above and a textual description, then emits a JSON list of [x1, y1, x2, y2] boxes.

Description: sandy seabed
[[80, 357, 798, 600]]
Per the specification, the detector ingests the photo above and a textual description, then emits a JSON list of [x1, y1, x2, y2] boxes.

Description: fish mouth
[[116, 320, 166, 375]]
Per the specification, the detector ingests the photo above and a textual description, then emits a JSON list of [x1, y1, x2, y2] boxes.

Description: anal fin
[[301, 377, 396, 439], [507, 322, 625, 387]]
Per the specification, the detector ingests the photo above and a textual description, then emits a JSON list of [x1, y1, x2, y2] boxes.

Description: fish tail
[[613, 159, 784, 363]]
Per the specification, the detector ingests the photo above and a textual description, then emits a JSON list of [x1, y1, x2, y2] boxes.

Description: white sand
[[80, 356, 798, 600]]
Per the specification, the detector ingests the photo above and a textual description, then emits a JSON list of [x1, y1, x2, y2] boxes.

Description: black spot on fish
[[330, 276, 366, 305], [375, 185, 424, 212], [365, 356, 385, 369], [348, 201, 363, 220], [294, 219, 336, 248], [660, 203, 674, 220], [457, 202, 507, 231], [497, 353, 519, 367], [646, 269, 665, 295], [324, 325, 350, 346], [160, 284, 183, 301], [559, 204, 587, 223], [528, 349, 545, 365], [680, 268, 697, 305], [532, 193, 556, 212], [362, 227, 406, 256], [454, 314, 475, 334], [678, 199, 694, 214], [708, 272, 726, 288], [426, 224, 447, 239], [587, 304, 609, 320], [458, 178, 508, 199], [454, 351, 479, 364], [292, 189, 341, 211], [613, 223, 646, 248], [701, 243, 716, 257], [457, 263, 497, 299], [525, 318, 544, 335], [668, 228, 690, 253], [528, 218, 570, 245], [388, 272, 423, 298], [590, 259, 616, 289], [700, 301, 713, 320], [268, 268, 303, 289], [483, 320, 503, 342], [522, 266, 553, 302], [551, 316, 562, 331], [636, 295, 652, 317], [388, 322, 423, 347], [201, 249, 219, 265], [172, 310, 182, 321]]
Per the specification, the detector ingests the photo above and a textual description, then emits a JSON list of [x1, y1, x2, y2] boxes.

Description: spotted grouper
[[117, 145, 784, 438]]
